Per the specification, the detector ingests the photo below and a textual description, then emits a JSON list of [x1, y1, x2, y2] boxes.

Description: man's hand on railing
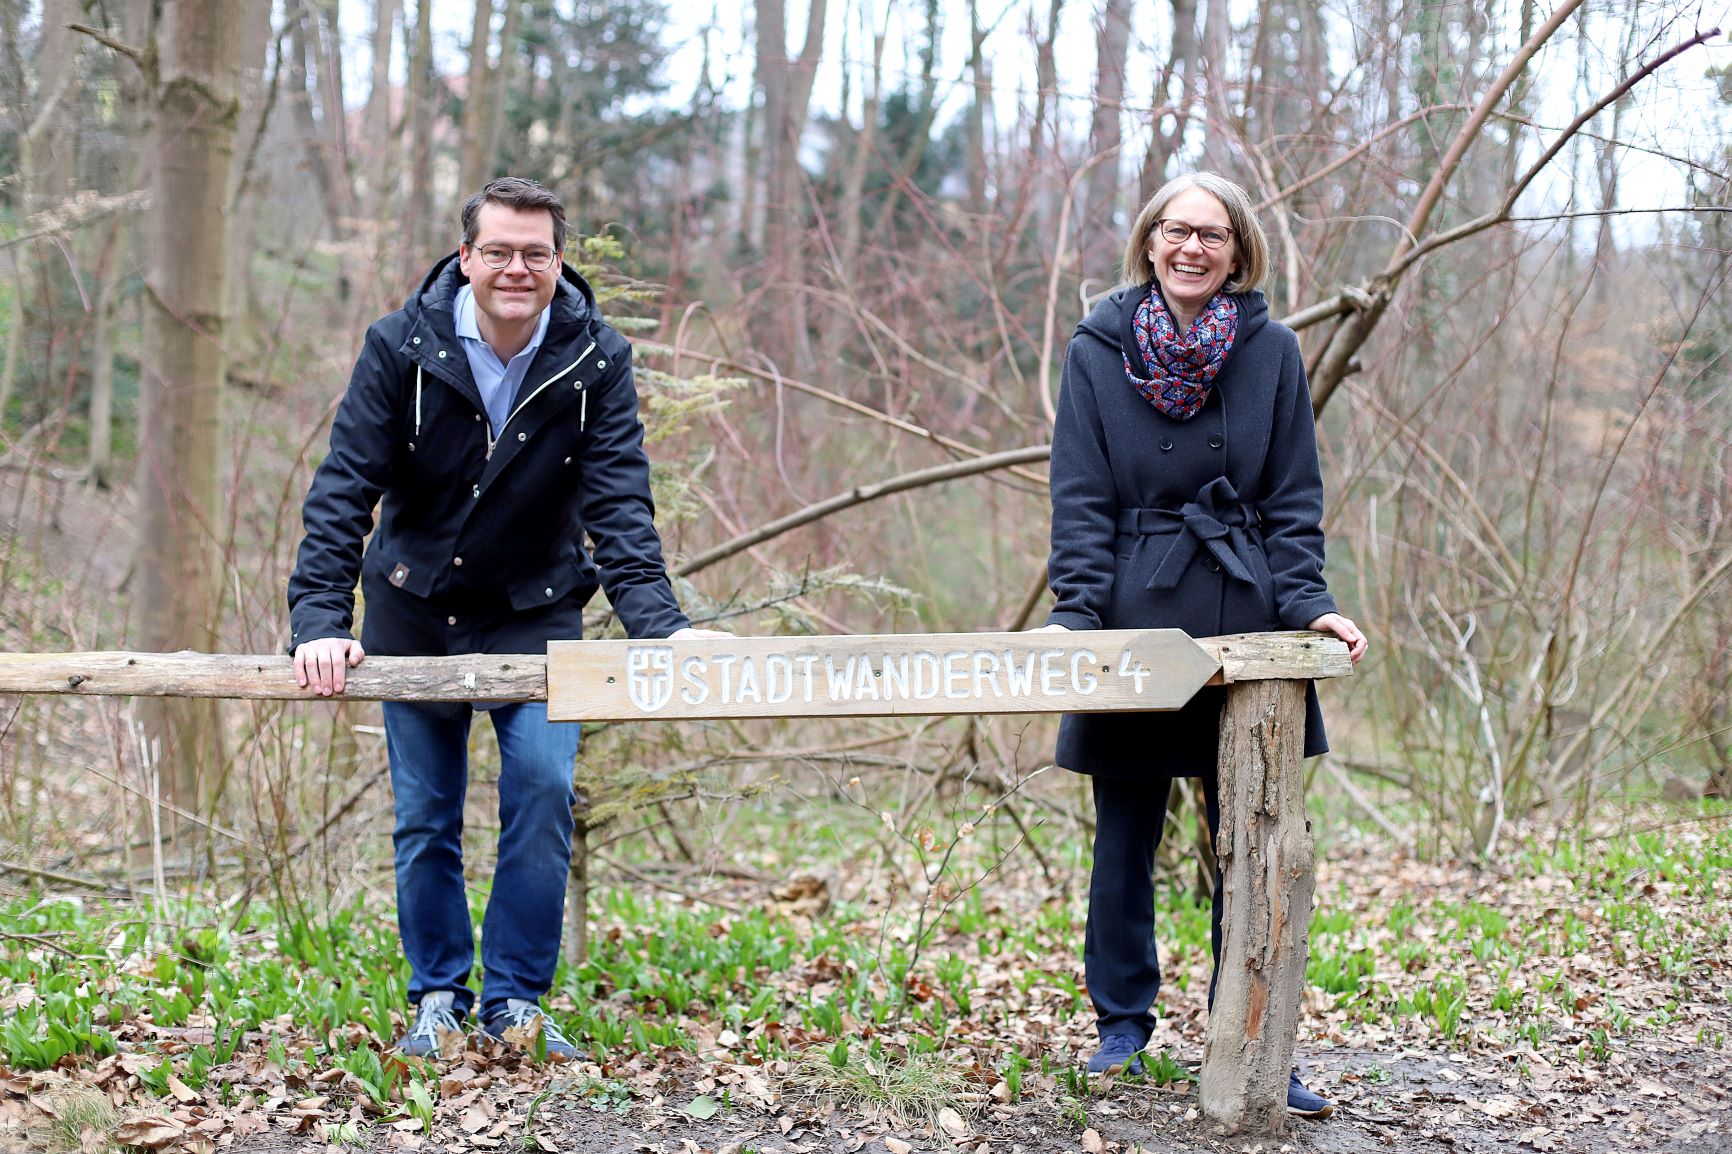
[[294, 637, 367, 696]]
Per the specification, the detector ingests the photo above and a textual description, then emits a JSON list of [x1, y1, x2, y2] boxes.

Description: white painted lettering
[[943, 651, 969, 699], [825, 656, 853, 701], [853, 657, 881, 700], [881, 654, 910, 699], [712, 654, 737, 703], [735, 655, 762, 704], [680, 656, 709, 705], [973, 650, 1003, 698], [1004, 651, 1036, 695], [1071, 648, 1098, 694], [766, 655, 794, 704], [913, 652, 940, 699], [796, 654, 819, 702], [1040, 649, 1066, 696]]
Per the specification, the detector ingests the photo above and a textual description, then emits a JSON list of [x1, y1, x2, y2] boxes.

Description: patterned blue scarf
[[1123, 288, 1239, 421]]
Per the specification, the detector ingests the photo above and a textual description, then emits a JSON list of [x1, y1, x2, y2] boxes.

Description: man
[[288, 177, 720, 1060]]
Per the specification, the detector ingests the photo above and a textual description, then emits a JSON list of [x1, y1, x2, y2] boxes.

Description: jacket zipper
[[484, 339, 598, 460]]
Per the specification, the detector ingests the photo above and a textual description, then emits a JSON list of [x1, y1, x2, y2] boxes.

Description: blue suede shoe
[[1086, 1033, 1147, 1076], [1287, 1070, 1335, 1118]]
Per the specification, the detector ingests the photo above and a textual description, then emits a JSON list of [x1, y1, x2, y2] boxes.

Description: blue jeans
[[383, 701, 581, 1021]]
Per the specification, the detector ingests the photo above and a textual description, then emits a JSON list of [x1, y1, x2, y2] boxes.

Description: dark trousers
[[1084, 774, 1224, 1042]]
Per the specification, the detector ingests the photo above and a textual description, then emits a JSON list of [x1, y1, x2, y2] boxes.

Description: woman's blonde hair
[[1122, 172, 1269, 294]]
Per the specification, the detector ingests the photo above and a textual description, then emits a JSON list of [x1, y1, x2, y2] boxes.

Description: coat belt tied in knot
[[1116, 477, 1260, 590]]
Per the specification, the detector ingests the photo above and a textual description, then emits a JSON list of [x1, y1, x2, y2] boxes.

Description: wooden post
[[1201, 679, 1315, 1135]]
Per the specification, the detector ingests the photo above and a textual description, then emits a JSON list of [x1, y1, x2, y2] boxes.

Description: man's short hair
[[460, 177, 567, 256]]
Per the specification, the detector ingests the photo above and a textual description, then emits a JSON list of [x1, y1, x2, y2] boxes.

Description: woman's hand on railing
[[1306, 613, 1367, 664]]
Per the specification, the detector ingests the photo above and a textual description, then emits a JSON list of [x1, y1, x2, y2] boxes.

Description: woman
[[1042, 172, 1366, 1117]]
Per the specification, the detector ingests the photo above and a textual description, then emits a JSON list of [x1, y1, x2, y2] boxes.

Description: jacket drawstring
[[414, 366, 423, 438]]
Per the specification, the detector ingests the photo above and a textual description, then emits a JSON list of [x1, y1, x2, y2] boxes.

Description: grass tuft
[[787, 1045, 969, 1128], [32, 1086, 118, 1154]]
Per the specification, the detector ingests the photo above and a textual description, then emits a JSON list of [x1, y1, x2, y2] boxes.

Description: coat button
[[1206, 558, 1221, 572], [407, 443, 415, 451], [597, 359, 606, 368], [447, 615, 457, 625], [412, 336, 421, 345], [1209, 434, 1224, 449], [563, 457, 572, 465], [474, 413, 482, 422], [437, 350, 447, 358], [452, 556, 463, 567], [1159, 438, 1173, 451], [472, 484, 480, 498], [517, 431, 527, 441], [545, 587, 554, 597]]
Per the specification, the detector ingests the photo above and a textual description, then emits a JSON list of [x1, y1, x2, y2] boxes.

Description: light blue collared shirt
[[454, 284, 552, 436]]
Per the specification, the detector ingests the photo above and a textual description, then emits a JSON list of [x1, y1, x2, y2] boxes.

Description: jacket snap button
[[563, 456, 572, 465], [545, 587, 554, 597], [408, 443, 415, 451], [1209, 435, 1224, 449], [597, 360, 606, 368], [1206, 559, 1221, 572], [446, 615, 457, 625], [437, 350, 447, 358], [474, 413, 482, 421], [452, 556, 463, 567], [1159, 438, 1173, 451], [517, 431, 526, 441], [472, 484, 480, 498], [412, 337, 421, 345]]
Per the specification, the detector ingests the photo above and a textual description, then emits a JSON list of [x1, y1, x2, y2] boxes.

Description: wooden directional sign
[[546, 629, 1223, 722]]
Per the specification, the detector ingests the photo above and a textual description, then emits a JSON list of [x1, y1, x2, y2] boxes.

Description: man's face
[[458, 203, 560, 331]]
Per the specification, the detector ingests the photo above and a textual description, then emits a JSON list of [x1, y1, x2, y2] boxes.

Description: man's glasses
[[476, 244, 559, 272], [1155, 220, 1234, 250]]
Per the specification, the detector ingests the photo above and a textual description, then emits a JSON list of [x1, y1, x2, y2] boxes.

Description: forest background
[[0, 0, 1729, 1151]]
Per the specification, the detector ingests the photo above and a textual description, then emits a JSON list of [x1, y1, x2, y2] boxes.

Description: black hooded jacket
[[288, 254, 689, 657]]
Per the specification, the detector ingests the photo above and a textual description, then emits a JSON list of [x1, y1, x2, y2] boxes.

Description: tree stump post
[[1201, 679, 1315, 1135]]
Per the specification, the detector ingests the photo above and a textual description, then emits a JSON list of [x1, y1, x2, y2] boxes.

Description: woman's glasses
[[1155, 220, 1234, 250]]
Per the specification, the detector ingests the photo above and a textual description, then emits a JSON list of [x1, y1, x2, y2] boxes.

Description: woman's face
[[1147, 187, 1239, 319]]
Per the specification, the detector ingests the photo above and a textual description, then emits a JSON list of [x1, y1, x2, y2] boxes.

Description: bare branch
[[671, 445, 1052, 579], [1388, 27, 1722, 278]]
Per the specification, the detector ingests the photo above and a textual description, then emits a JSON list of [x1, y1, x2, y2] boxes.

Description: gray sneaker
[[396, 990, 464, 1058], [480, 999, 578, 1062]]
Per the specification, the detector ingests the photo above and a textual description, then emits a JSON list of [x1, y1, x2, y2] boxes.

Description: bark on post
[[1201, 678, 1315, 1135]]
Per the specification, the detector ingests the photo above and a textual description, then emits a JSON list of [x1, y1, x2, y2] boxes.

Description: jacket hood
[[1076, 281, 1271, 352], [406, 250, 599, 330]]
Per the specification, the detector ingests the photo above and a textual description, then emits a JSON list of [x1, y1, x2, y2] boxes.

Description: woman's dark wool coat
[[1045, 282, 1338, 778]]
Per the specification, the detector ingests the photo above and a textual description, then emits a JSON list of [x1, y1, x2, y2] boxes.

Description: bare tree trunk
[[480, 0, 520, 182], [459, 0, 496, 195], [402, 0, 436, 289], [225, 0, 272, 372], [1082, 0, 1131, 282], [965, 0, 990, 216], [821, 1, 885, 363], [363, 0, 402, 220], [1139, 0, 1198, 207], [754, 0, 827, 371], [11, 10, 81, 424], [135, 0, 242, 814], [1200, 0, 1233, 172]]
